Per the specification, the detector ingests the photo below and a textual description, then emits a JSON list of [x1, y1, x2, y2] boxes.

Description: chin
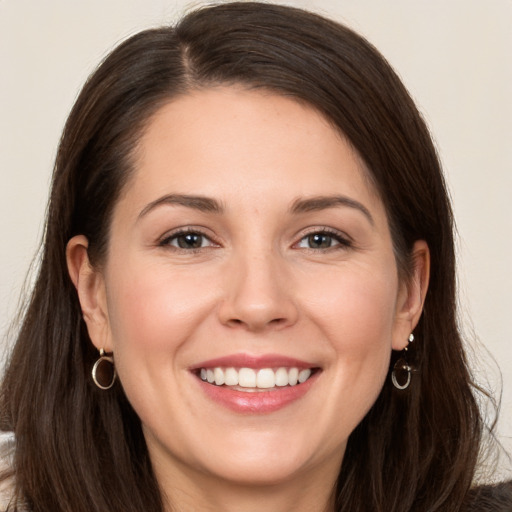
[[204, 455, 310, 487], [188, 427, 340, 488]]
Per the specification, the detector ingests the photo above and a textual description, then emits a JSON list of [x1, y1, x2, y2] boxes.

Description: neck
[[165, 480, 336, 512], [152, 452, 341, 512]]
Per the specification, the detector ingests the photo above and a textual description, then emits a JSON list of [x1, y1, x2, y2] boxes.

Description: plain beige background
[[1, 0, 510, 472]]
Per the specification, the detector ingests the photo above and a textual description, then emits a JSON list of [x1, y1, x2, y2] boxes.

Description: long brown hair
[[1, 3, 487, 510]]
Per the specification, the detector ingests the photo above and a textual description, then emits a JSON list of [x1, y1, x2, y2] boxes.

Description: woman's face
[[76, 87, 425, 493]]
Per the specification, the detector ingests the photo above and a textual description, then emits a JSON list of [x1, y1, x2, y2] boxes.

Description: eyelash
[[158, 227, 352, 252], [159, 229, 218, 252], [295, 227, 352, 251]]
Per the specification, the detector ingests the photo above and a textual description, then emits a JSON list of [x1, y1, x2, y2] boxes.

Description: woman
[[0, 2, 510, 511]]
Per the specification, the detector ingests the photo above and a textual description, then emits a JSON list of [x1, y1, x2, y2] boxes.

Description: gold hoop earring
[[92, 349, 116, 390], [391, 333, 414, 390]]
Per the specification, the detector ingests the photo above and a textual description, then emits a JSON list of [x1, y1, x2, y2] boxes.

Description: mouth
[[191, 354, 321, 413], [196, 366, 318, 391]]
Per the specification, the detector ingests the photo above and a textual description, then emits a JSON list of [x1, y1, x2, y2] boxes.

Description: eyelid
[[293, 226, 353, 249], [158, 226, 220, 249], [156, 225, 352, 251]]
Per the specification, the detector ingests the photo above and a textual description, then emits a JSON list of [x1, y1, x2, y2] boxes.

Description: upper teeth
[[199, 367, 312, 389]]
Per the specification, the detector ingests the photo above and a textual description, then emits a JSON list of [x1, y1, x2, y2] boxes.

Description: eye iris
[[177, 233, 203, 249], [308, 233, 332, 248]]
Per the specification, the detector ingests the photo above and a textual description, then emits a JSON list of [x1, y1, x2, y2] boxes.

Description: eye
[[296, 230, 351, 250], [160, 230, 215, 250]]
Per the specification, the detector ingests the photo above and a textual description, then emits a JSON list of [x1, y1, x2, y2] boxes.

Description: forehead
[[121, 87, 385, 221]]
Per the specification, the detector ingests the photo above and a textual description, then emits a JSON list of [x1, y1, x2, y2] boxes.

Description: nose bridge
[[218, 242, 297, 331]]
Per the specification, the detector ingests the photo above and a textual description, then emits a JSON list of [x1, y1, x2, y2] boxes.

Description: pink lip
[[190, 353, 321, 414], [196, 373, 319, 414], [191, 353, 315, 370]]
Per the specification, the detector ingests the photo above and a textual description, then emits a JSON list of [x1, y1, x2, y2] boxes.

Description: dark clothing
[[464, 481, 512, 511]]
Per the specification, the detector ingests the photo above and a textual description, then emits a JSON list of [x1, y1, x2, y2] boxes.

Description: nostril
[[227, 317, 287, 328]]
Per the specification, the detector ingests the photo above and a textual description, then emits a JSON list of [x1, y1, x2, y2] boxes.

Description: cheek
[[104, 259, 218, 374], [304, 264, 398, 347], [102, 260, 222, 425], [275, 264, 399, 458], [302, 265, 398, 397]]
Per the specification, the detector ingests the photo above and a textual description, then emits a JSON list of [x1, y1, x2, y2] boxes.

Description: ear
[[392, 240, 430, 351], [66, 235, 113, 352]]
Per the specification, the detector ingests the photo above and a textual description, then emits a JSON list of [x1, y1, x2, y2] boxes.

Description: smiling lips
[[192, 354, 319, 413]]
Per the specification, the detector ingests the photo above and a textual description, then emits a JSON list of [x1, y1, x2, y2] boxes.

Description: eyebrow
[[138, 193, 374, 225], [138, 194, 224, 219], [291, 195, 374, 225]]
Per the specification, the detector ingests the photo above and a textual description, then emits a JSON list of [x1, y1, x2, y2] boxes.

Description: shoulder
[[0, 431, 23, 511], [463, 481, 512, 512]]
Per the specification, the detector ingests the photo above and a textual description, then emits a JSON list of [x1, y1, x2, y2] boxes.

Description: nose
[[217, 251, 299, 332]]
